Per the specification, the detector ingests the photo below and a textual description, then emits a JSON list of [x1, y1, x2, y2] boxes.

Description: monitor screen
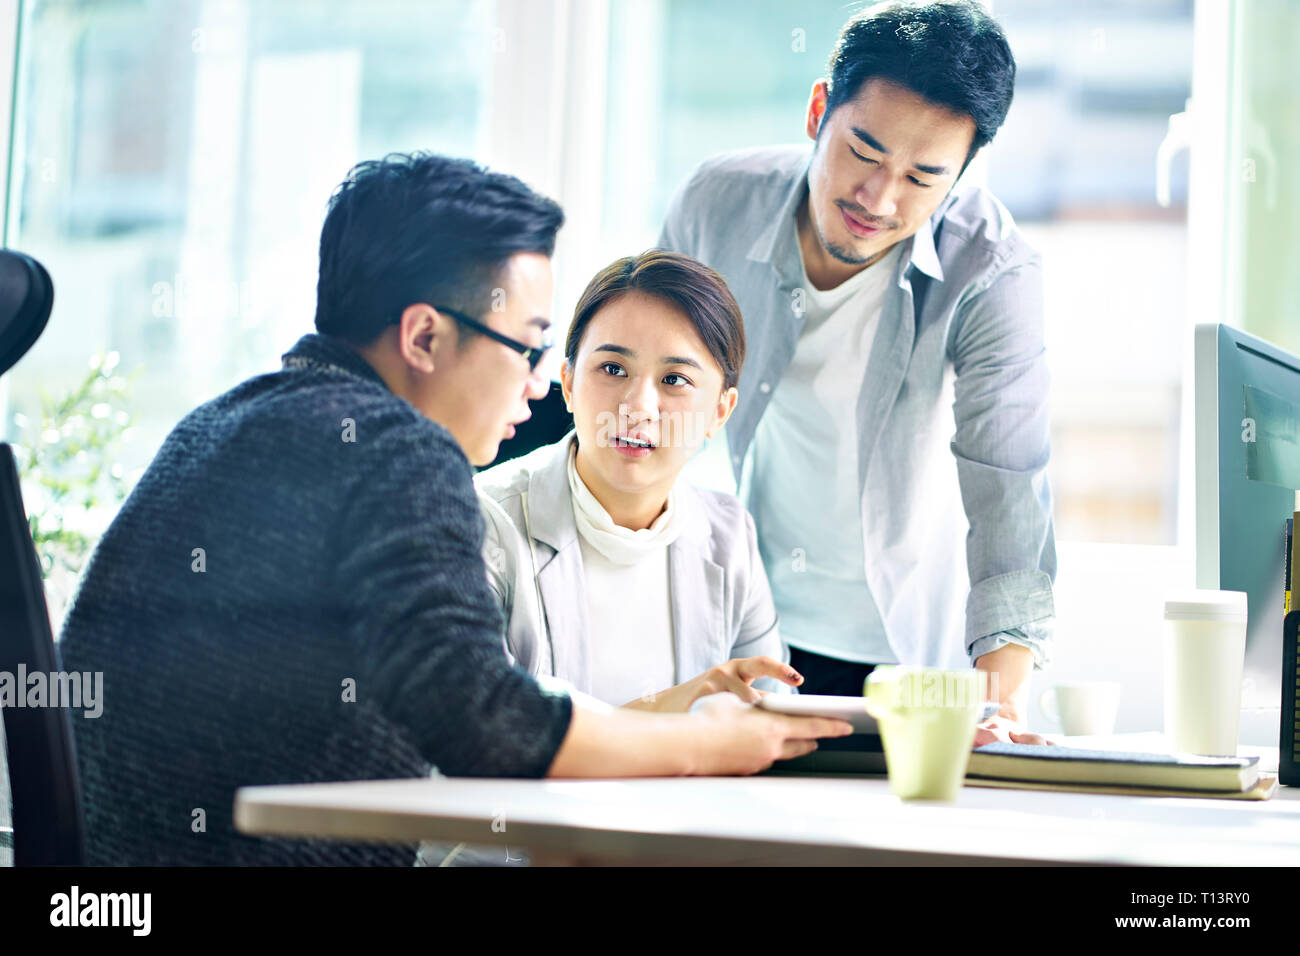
[[1195, 323, 1300, 710]]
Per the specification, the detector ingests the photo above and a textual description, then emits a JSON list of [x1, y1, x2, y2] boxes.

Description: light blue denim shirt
[[657, 144, 1056, 671]]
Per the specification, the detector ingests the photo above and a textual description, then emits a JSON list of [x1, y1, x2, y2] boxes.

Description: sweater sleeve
[[335, 416, 572, 777]]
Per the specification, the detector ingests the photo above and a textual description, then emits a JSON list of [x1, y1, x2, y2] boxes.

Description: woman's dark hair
[[824, 0, 1016, 175], [566, 251, 746, 392], [314, 151, 564, 345]]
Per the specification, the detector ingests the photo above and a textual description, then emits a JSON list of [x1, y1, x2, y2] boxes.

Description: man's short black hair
[[314, 152, 564, 346], [824, 0, 1016, 175]]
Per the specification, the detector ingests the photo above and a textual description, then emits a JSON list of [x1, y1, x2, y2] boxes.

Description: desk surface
[[234, 734, 1296, 866]]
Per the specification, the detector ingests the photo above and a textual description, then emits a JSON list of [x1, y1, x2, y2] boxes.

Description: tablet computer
[[757, 694, 878, 733], [757, 695, 1001, 775], [757, 694, 1000, 734]]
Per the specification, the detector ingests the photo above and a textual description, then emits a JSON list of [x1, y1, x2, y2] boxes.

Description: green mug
[[864, 667, 988, 801]]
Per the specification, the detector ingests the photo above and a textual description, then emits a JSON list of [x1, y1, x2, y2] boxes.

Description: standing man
[[658, 0, 1054, 745]]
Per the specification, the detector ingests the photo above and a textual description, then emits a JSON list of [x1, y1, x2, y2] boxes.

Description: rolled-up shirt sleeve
[[949, 258, 1057, 670], [968, 623, 1053, 670], [337, 421, 572, 777]]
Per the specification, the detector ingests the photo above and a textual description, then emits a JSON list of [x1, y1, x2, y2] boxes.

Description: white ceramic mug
[[1163, 590, 1248, 756], [1038, 682, 1121, 736]]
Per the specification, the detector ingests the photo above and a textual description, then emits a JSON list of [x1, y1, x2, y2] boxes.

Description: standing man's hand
[[973, 713, 1052, 748], [973, 642, 1055, 747]]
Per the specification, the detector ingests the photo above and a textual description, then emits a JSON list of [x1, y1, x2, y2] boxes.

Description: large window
[[4, 0, 494, 619], [8, 0, 492, 447], [1222, 0, 1300, 357], [6, 0, 1201, 554]]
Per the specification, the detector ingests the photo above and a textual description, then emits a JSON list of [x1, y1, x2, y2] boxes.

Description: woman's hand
[[620, 656, 803, 713]]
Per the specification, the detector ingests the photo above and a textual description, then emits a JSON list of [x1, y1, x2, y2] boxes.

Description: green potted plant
[[10, 351, 137, 627]]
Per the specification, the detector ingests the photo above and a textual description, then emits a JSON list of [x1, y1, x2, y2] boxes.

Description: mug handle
[[1038, 686, 1059, 725]]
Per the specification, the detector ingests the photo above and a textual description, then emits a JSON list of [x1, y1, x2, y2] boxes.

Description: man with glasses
[[434, 306, 553, 370], [349, 298, 557, 469], [58, 151, 851, 866]]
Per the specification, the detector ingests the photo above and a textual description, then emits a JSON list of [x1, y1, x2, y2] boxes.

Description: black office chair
[[0, 249, 87, 866]]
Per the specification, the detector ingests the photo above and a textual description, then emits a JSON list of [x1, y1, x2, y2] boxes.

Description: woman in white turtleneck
[[473, 250, 802, 711]]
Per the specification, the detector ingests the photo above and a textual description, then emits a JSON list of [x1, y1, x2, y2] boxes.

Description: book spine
[[1287, 517, 1294, 615]]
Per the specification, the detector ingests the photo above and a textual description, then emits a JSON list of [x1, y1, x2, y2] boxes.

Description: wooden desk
[[234, 735, 1297, 866]]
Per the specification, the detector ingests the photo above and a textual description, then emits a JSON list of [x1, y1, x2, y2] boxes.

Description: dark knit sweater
[[57, 333, 573, 865]]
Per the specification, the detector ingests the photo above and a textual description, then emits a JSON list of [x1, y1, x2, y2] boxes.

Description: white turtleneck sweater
[[566, 440, 684, 707]]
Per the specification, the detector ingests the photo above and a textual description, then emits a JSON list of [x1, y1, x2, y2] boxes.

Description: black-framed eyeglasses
[[431, 305, 552, 372]]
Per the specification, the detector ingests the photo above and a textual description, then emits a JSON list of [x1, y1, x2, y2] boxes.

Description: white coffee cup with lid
[[1163, 590, 1248, 756]]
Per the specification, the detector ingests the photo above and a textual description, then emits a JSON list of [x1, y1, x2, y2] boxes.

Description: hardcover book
[[967, 743, 1259, 792]]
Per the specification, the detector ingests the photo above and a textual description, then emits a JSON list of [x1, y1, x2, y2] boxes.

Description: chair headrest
[[0, 249, 53, 378]]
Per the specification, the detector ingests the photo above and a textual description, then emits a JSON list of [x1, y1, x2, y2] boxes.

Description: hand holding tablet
[[757, 694, 1001, 735]]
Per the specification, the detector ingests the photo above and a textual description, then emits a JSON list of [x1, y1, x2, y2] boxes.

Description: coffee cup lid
[[1164, 590, 1248, 621]]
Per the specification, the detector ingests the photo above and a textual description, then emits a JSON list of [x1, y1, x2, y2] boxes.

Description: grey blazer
[[474, 431, 792, 701]]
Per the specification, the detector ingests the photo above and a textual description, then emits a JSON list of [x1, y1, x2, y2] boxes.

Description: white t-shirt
[[745, 242, 903, 664]]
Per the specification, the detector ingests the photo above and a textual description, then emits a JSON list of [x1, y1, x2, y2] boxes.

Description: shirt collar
[[907, 209, 945, 283], [526, 430, 710, 553], [746, 145, 948, 286], [746, 149, 813, 289], [281, 333, 390, 389]]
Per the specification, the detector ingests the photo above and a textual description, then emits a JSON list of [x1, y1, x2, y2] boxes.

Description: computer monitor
[[1195, 323, 1300, 711]]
